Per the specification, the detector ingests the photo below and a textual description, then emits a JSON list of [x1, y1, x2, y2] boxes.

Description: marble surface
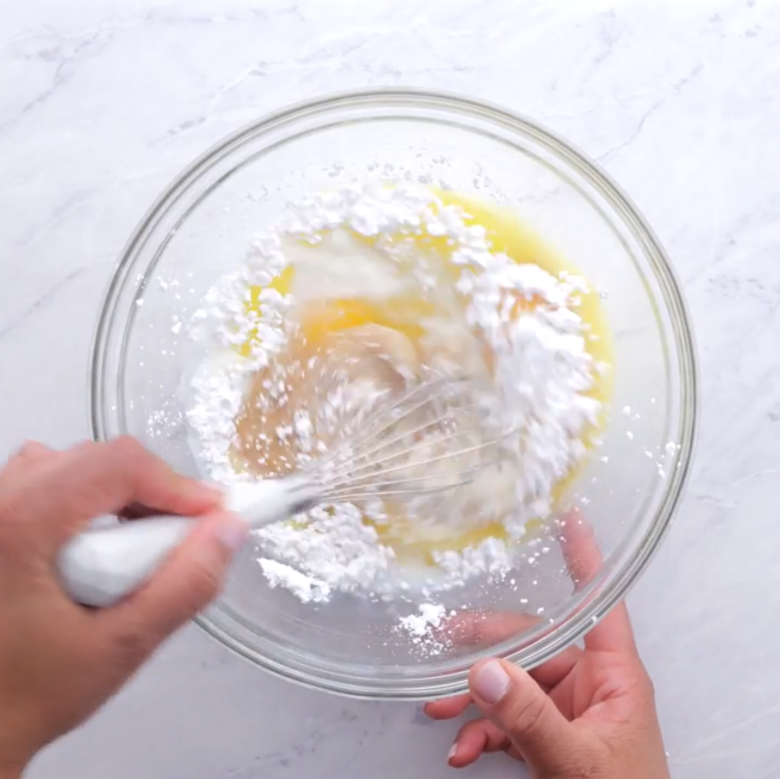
[[1, 0, 778, 776]]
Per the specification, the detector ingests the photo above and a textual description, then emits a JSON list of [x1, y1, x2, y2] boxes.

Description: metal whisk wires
[[307, 378, 505, 505]]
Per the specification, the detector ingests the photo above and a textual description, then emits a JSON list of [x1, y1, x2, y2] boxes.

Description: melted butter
[[232, 191, 613, 560], [238, 265, 295, 359]]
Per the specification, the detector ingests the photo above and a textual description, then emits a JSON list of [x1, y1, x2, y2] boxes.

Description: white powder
[[433, 535, 517, 580], [186, 181, 603, 607], [397, 603, 451, 655], [253, 503, 395, 598], [258, 558, 331, 604], [399, 603, 447, 636]]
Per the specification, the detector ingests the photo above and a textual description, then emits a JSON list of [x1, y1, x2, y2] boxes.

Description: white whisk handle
[[58, 517, 193, 609], [225, 477, 314, 527], [57, 477, 316, 608]]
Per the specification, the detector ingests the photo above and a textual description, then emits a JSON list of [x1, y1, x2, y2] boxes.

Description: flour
[[186, 181, 604, 609]]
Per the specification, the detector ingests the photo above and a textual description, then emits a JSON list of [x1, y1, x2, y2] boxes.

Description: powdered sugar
[[397, 603, 451, 655], [186, 181, 606, 610], [253, 503, 396, 598], [433, 535, 517, 580], [399, 603, 447, 636], [258, 558, 331, 604]]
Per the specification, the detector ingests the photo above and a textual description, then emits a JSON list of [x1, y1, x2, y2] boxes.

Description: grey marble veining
[[2, 1, 779, 777]]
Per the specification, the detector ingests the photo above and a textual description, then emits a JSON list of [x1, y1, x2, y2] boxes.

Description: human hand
[[425, 517, 670, 778], [0, 438, 247, 777]]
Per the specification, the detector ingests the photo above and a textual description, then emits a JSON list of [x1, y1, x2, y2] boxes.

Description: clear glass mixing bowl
[[90, 89, 697, 700]]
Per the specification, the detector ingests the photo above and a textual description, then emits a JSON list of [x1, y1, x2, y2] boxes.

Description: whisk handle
[[57, 477, 316, 608], [57, 517, 193, 608]]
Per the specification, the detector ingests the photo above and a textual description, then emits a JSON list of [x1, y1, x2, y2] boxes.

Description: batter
[[187, 182, 612, 602]]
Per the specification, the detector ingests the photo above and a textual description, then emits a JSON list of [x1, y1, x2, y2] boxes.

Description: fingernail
[[216, 516, 249, 553], [447, 743, 458, 764], [474, 660, 511, 704]]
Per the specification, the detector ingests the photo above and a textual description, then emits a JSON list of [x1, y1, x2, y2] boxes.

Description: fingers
[[426, 641, 582, 729], [11, 440, 55, 464], [469, 658, 583, 776], [424, 694, 471, 720], [448, 718, 517, 768], [7, 438, 222, 552], [1, 441, 56, 480], [444, 611, 538, 648], [583, 603, 637, 655], [441, 608, 583, 690], [119, 502, 178, 520], [424, 610, 570, 720], [96, 510, 248, 673], [84, 438, 221, 519], [529, 646, 581, 690], [424, 698, 524, 768], [559, 509, 602, 588], [559, 511, 637, 655]]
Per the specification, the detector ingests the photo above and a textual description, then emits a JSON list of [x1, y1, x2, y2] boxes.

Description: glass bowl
[[90, 88, 697, 700]]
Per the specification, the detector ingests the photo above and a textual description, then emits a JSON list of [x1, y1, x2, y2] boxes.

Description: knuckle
[[0, 484, 36, 555], [564, 765, 605, 779], [71, 439, 97, 456], [506, 694, 548, 742], [16, 440, 48, 459], [109, 622, 154, 671], [105, 437, 151, 493], [108, 437, 170, 491], [108, 435, 147, 465], [1, 441, 52, 484], [184, 563, 223, 608], [623, 663, 655, 703], [637, 672, 657, 705], [0, 492, 24, 542]]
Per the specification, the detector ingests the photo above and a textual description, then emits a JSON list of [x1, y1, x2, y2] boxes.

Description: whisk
[[58, 377, 505, 608]]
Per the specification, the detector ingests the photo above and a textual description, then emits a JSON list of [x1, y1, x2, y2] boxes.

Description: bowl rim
[[90, 86, 698, 700]]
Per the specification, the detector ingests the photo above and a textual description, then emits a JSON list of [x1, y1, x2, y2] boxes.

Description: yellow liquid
[[232, 191, 613, 559]]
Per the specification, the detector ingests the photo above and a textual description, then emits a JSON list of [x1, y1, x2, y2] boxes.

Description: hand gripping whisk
[[58, 378, 505, 607]]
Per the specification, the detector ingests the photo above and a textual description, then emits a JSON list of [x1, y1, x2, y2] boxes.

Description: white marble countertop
[[2, 1, 778, 776]]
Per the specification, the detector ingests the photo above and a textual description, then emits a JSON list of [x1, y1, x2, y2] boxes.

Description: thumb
[[469, 658, 583, 776], [102, 511, 248, 659]]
